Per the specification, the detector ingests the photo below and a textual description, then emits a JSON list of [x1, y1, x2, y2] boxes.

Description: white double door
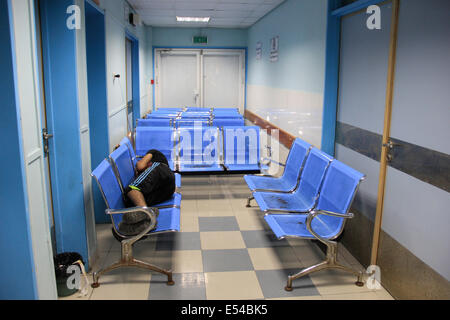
[[155, 49, 245, 112]]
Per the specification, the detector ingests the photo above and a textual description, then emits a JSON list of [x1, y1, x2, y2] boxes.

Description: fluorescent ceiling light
[[176, 16, 210, 23]]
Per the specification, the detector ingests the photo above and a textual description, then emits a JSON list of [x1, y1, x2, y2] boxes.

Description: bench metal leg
[[285, 242, 364, 292], [92, 259, 174, 289], [132, 258, 174, 286], [92, 240, 174, 288], [285, 261, 328, 291], [246, 196, 254, 208]]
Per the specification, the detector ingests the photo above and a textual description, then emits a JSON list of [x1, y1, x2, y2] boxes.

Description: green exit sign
[[193, 36, 208, 44]]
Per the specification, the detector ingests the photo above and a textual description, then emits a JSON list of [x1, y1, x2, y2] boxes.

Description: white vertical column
[[75, 0, 98, 269]]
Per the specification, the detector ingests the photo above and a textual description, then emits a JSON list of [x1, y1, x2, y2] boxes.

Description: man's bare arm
[[136, 153, 153, 173]]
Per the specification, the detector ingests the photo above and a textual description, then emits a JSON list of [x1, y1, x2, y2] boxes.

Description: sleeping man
[[118, 149, 176, 236]]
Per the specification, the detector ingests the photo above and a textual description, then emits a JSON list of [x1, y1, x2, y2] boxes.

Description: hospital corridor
[[0, 0, 449, 305]]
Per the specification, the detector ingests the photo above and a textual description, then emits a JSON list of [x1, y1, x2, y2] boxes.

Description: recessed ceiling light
[[176, 16, 210, 23]]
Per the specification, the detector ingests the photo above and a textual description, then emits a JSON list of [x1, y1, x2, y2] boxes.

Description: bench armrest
[[310, 210, 354, 219], [261, 157, 286, 167], [105, 207, 158, 245], [305, 210, 354, 245]]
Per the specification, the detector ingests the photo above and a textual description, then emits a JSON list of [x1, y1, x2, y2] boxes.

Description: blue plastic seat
[[181, 112, 210, 118], [177, 127, 223, 172], [137, 118, 173, 127], [213, 115, 243, 120], [263, 160, 365, 291], [109, 144, 136, 192], [111, 143, 181, 207], [135, 127, 176, 171], [175, 173, 181, 189], [176, 119, 210, 128], [213, 112, 240, 115], [120, 136, 181, 189], [244, 138, 312, 193], [253, 148, 333, 213], [146, 112, 179, 119], [91, 159, 179, 287], [156, 192, 182, 208], [120, 137, 137, 167], [185, 107, 207, 112], [213, 118, 245, 127], [223, 126, 261, 171]]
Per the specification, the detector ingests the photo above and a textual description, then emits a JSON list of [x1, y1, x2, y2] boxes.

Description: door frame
[[322, 0, 389, 156], [34, 0, 57, 251], [323, 0, 400, 265], [153, 46, 248, 112], [85, 0, 110, 224], [38, 0, 89, 266], [125, 31, 140, 131]]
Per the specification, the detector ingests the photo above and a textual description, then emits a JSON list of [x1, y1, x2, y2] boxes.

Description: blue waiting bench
[[212, 118, 245, 128], [134, 125, 264, 173], [244, 138, 312, 207], [137, 118, 173, 127], [135, 127, 177, 171], [120, 137, 181, 189], [91, 159, 180, 288], [222, 126, 261, 172], [177, 127, 223, 172], [109, 144, 182, 209], [245, 138, 366, 291], [252, 148, 333, 213]]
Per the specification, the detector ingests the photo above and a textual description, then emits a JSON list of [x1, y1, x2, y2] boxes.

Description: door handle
[[43, 128, 54, 141], [382, 140, 400, 150], [194, 90, 200, 104], [43, 133, 54, 140], [383, 140, 401, 162], [43, 128, 54, 155]]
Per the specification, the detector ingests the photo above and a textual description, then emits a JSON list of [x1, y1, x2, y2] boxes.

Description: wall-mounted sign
[[193, 36, 208, 44], [256, 41, 262, 60], [270, 36, 279, 62]]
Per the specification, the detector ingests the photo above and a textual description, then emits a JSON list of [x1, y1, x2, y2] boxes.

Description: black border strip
[[336, 122, 382, 162], [336, 121, 450, 193]]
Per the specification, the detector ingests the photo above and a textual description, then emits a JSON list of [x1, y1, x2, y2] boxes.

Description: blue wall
[[126, 31, 141, 129], [0, 0, 37, 300], [85, 1, 110, 224], [152, 27, 248, 48], [321, 0, 342, 156], [247, 0, 328, 93]]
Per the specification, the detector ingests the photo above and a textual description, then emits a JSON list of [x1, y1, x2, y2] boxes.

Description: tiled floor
[[61, 174, 394, 300]]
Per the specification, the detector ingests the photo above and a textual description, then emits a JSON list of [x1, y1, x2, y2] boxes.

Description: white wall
[[246, 0, 328, 148], [75, 0, 97, 270], [152, 27, 247, 47], [99, 0, 152, 151]]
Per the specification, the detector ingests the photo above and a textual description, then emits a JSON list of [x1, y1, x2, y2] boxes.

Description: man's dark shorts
[[124, 162, 175, 207]]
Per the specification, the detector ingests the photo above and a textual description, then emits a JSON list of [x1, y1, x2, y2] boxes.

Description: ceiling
[[128, 0, 286, 28]]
